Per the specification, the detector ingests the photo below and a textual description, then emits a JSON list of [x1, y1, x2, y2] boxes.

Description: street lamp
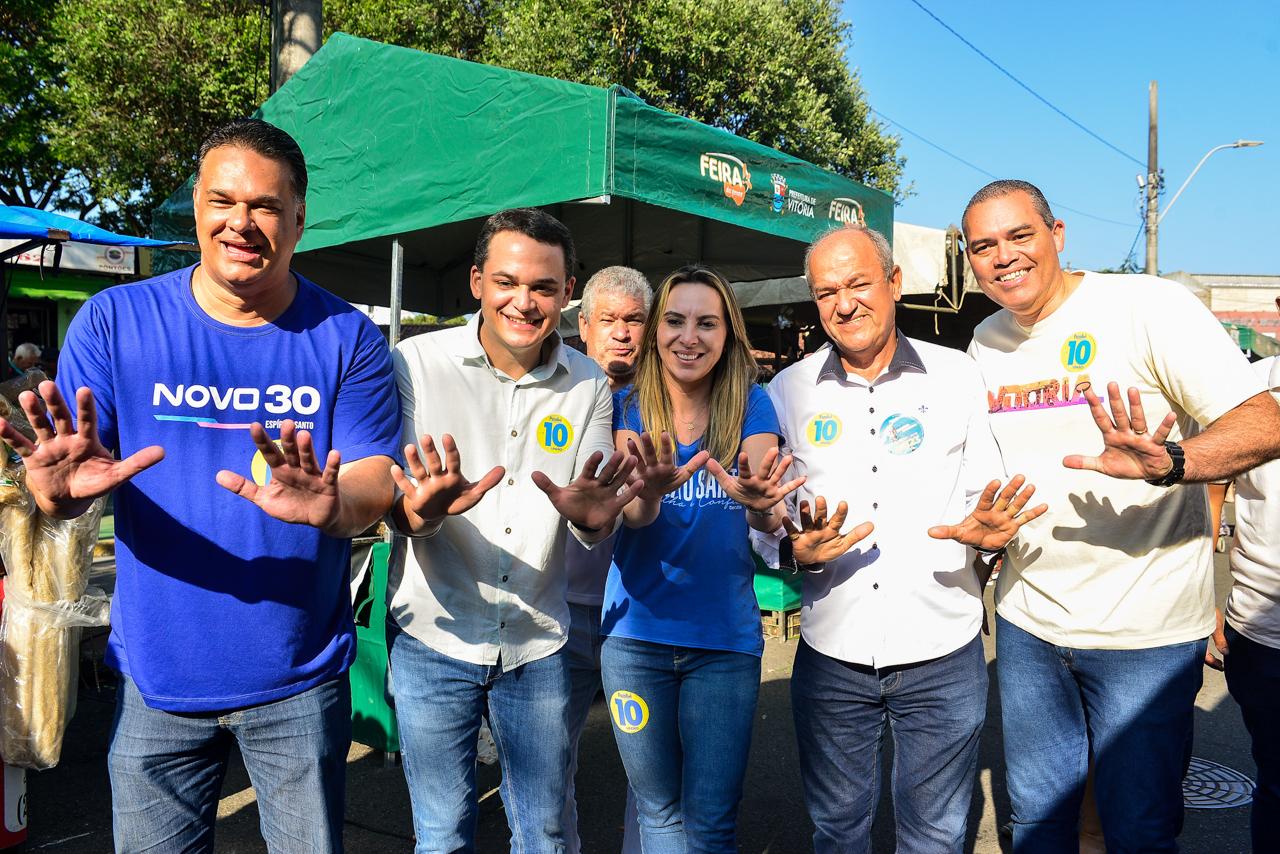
[[1158, 139, 1265, 224]]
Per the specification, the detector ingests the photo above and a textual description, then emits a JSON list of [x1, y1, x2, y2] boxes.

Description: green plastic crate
[[752, 551, 802, 612], [350, 541, 399, 753]]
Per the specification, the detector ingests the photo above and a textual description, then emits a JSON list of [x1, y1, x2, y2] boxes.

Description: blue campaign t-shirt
[[602, 384, 780, 657], [56, 266, 401, 712]]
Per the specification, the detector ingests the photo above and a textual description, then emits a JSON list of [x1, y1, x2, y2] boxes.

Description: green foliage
[[484, 0, 906, 198], [1, 0, 904, 235], [48, 0, 267, 234]]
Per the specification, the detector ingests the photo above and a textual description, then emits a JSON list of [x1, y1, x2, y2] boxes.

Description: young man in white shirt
[[562, 266, 648, 854], [386, 209, 642, 853], [962, 180, 1280, 852], [760, 224, 1042, 852]]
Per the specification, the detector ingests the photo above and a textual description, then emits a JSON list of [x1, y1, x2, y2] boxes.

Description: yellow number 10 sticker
[[537, 414, 574, 454], [609, 690, 649, 734], [1061, 332, 1097, 372]]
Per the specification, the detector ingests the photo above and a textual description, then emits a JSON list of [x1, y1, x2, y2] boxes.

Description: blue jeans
[[108, 674, 350, 853], [388, 626, 571, 854], [599, 635, 760, 854], [996, 615, 1206, 853], [791, 634, 987, 854], [1223, 622, 1280, 851], [562, 603, 639, 854]]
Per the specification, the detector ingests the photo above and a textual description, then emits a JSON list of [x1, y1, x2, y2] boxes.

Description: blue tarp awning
[[0, 206, 175, 249]]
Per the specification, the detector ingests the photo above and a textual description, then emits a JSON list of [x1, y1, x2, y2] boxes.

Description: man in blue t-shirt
[[0, 119, 401, 852]]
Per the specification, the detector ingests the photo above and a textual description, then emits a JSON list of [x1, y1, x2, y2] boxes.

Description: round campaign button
[[880, 414, 924, 456], [537, 414, 574, 454], [609, 690, 650, 734], [1060, 331, 1097, 372], [805, 412, 843, 447]]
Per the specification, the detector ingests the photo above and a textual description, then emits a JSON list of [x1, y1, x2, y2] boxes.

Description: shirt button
[[871, 542, 878, 550], [872, 466, 878, 472], [505, 527, 512, 534], [873, 583, 880, 590], [869, 407, 875, 413], [870, 428, 876, 435], [510, 430, 518, 437], [501, 575, 509, 582], [507, 478, 514, 485], [873, 502, 879, 509], [500, 621, 506, 628], [869, 387, 875, 394]]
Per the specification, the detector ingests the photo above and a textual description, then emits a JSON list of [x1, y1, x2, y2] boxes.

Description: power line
[[871, 107, 1138, 228], [904, 0, 1147, 168]]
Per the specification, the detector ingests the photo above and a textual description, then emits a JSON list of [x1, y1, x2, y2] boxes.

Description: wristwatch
[[1145, 441, 1186, 487]]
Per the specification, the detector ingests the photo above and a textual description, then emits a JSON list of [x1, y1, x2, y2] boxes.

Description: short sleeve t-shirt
[[1226, 356, 1280, 648], [602, 384, 780, 657], [56, 266, 401, 712], [968, 271, 1263, 649]]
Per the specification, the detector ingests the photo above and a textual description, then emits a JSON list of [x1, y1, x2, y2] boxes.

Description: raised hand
[[927, 475, 1047, 551], [705, 447, 806, 514], [0, 381, 163, 518], [216, 420, 343, 529], [1063, 382, 1178, 480], [627, 432, 709, 500], [781, 496, 874, 566], [390, 433, 504, 527], [532, 450, 643, 534]]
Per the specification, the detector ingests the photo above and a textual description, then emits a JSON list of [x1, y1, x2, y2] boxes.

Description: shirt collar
[[453, 311, 569, 381], [817, 331, 926, 384]]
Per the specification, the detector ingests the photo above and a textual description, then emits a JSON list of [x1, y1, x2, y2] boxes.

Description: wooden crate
[[762, 607, 801, 641]]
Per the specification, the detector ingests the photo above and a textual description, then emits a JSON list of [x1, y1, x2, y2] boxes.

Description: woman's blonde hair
[[628, 265, 759, 468]]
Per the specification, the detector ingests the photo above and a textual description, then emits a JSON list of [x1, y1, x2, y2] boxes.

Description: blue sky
[[844, 0, 1279, 275]]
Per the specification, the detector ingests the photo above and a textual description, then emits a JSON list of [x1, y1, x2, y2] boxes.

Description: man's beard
[[605, 359, 636, 382]]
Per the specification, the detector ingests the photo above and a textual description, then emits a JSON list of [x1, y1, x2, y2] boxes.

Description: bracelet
[[746, 505, 774, 519], [974, 545, 1005, 557]]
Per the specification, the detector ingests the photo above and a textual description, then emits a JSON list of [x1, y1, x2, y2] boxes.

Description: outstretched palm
[[216, 420, 341, 529], [627, 432, 709, 500], [1063, 382, 1177, 480], [705, 447, 807, 513], [390, 433, 505, 524], [927, 475, 1047, 551], [533, 450, 644, 532], [781, 496, 875, 566], [0, 382, 163, 517]]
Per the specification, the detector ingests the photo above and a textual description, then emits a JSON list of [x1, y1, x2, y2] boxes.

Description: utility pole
[[270, 0, 323, 94], [1144, 81, 1160, 275]]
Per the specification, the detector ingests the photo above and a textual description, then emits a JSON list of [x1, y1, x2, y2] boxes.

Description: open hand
[[781, 496, 874, 566], [1063, 383, 1178, 480], [533, 450, 643, 533], [927, 475, 1047, 551], [705, 447, 807, 514], [216, 420, 342, 529], [627, 432, 709, 500], [390, 433, 505, 525], [0, 381, 163, 517]]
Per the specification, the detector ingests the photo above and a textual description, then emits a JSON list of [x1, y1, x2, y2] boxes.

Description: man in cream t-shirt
[[963, 179, 1280, 852]]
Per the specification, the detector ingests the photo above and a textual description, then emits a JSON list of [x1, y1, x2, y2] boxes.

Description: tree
[[478, 0, 906, 198], [46, 0, 267, 234]]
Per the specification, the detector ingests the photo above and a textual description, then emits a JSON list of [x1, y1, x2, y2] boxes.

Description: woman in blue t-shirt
[[601, 265, 803, 853]]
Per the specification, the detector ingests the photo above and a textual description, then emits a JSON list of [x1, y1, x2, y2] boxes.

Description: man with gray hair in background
[[9, 342, 41, 378], [562, 265, 648, 853]]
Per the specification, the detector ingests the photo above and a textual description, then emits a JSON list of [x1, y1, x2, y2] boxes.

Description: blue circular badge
[[881, 414, 924, 455]]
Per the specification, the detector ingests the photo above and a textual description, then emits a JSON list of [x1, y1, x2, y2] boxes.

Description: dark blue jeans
[[388, 627, 572, 854], [108, 674, 350, 853], [997, 615, 1206, 854], [791, 634, 987, 854], [600, 635, 760, 854], [1223, 622, 1280, 852]]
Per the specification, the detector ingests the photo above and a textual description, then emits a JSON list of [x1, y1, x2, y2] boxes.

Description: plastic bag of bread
[[0, 392, 110, 769]]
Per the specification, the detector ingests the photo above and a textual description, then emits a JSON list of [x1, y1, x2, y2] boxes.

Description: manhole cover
[[1183, 756, 1253, 809]]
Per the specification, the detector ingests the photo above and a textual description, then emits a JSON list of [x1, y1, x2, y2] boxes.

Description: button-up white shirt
[[759, 334, 1003, 667], [388, 314, 615, 669]]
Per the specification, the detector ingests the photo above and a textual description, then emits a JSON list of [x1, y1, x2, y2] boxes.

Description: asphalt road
[[21, 545, 1256, 853]]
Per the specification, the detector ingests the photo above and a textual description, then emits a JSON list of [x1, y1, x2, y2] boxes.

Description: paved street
[[23, 545, 1255, 852]]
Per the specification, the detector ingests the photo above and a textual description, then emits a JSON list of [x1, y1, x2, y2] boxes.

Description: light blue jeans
[[108, 674, 350, 853], [388, 626, 571, 854], [600, 635, 760, 854], [997, 615, 1205, 853]]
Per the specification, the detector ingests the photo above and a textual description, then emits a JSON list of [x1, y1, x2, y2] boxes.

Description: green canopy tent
[[153, 33, 893, 337]]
